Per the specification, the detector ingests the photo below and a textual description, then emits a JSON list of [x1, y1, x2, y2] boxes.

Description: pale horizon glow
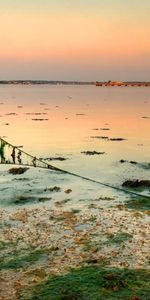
[[0, 0, 150, 80]]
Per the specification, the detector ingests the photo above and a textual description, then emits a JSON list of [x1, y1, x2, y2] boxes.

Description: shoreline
[[0, 80, 150, 86]]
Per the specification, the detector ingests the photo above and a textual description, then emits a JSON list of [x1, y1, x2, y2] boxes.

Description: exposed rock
[[64, 189, 72, 194], [81, 151, 105, 155], [130, 161, 137, 164], [40, 157, 67, 161], [100, 128, 110, 130], [120, 159, 127, 163], [122, 180, 150, 188], [38, 197, 52, 202], [32, 118, 48, 121], [109, 138, 126, 141], [91, 136, 126, 141], [8, 167, 29, 175], [86, 258, 98, 264], [76, 113, 86, 116], [91, 136, 108, 139], [98, 196, 115, 201], [5, 112, 18, 116], [14, 195, 35, 204], [45, 186, 61, 192]]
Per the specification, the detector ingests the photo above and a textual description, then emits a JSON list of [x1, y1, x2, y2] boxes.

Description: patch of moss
[[82, 237, 103, 253], [0, 248, 47, 270], [105, 232, 132, 245], [22, 266, 150, 300], [0, 240, 17, 250], [125, 197, 150, 211]]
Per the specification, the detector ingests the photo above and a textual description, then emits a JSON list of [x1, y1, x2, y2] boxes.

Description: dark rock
[[100, 128, 110, 130], [86, 259, 98, 264], [46, 186, 61, 192], [81, 151, 105, 155], [122, 180, 150, 188], [64, 189, 72, 194], [32, 118, 48, 121], [90, 136, 109, 139], [38, 197, 52, 202], [5, 112, 18, 116], [91, 136, 126, 141], [109, 138, 126, 141], [76, 113, 86, 116], [40, 157, 67, 161], [14, 195, 35, 204], [8, 167, 29, 175]]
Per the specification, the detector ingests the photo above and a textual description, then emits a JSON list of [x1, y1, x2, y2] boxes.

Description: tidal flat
[[0, 85, 150, 299]]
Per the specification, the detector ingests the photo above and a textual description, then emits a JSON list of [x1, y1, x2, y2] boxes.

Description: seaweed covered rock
[[81, 151, 105, 155], [8, 167, 29, 175], [122, 180, 150, 188]]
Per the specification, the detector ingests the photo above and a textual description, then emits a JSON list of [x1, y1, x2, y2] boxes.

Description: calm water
[[0, 84, 150, 204]]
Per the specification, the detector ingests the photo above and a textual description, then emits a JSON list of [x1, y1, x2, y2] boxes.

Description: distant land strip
[[96, 80, 150, 87], [0, 80, 150, 86], [0, 80, 94, 85]]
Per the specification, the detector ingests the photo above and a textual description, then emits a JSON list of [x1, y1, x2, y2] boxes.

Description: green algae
[[0, 139, 6, 162], [21, 266, 150, 300], [105, 232, 133, 245], [0, 240, 17, 250], [125, 196, 150, 211], [83, 232, 132, 253], [0, 248, 47, 270]]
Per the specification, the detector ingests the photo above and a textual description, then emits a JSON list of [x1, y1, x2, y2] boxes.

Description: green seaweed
[[82, 235, 103, 253], [125, 196, 150, 211], [13, 195, 36, 205], [105, 232, 132, 245], [0, 139, 6, 161], [83, 232, 132, 253], [0, 240, 17, 250], [0, 249, 47, 270], [22, 266, 150, 300]]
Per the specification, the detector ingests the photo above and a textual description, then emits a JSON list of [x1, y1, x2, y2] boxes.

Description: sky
[[0, 0, 150, 81]]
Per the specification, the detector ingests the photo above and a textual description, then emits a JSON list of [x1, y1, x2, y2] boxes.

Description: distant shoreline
[[0, 80, 150, 86], [0, 80, 94, 85], [96, 80, 150, 87]]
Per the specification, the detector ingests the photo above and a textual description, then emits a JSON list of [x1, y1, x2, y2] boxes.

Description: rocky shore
[[0, 201, 149, 299]]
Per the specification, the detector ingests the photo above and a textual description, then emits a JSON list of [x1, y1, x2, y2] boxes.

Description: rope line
[[0, 137, 149, 199]]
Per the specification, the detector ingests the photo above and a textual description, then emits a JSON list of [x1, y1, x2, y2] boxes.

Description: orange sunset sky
[[0, 0, 150, 80]]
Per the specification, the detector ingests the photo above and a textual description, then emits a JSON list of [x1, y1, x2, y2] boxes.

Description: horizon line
[[0, 80, 150, 83]]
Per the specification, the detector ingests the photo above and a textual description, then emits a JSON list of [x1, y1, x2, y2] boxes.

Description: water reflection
[[0, 85, 149, 185]]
